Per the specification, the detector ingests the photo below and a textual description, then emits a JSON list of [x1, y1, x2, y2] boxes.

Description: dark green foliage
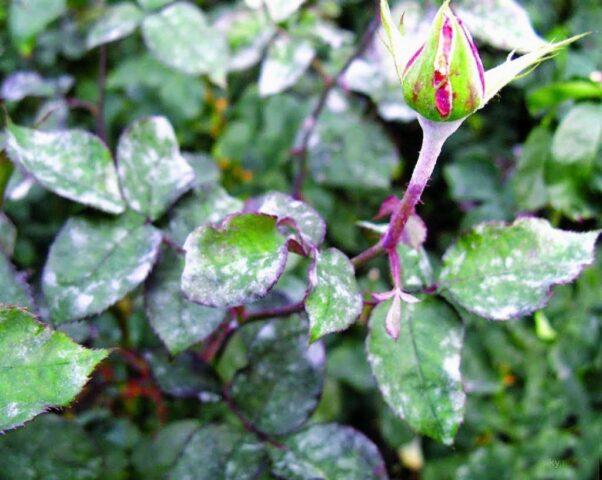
[[0, 0, 599, 478]]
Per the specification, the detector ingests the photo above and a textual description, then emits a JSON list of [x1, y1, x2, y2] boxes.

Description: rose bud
[[379, 0, 585, 123], [401, 1, 484, 122]]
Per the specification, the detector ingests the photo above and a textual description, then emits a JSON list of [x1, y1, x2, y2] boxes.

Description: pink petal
[[435, 81, 453, 117], [457, 16, 485, 94]]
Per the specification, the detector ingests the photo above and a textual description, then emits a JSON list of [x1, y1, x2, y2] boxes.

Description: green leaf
[[215, 330, 250, 383], [0, 414, 103, 478], [367, 298, 465, 445], [0, 306, 108, 431], [1, 71, 73, 102], [444, 154, 502, 203], [439, 218, 600, 320], [546, 166, 597, 222], [512, 125, 551, 212], [137, 0, 172, 9], [0, 148, 14, 208], [182, 214, 288, 308], [305, 248, 363, 342], [43, 212, 162, 322], [170, 424, 268, 480], [456, 444, 516, 480], [544, 108, 599, 221], [254, 191, 325, 246], [146, 250, 225, 354], [526, 81, 602, 114], [145, 350, 221, 398], [0, 212, 17, 256], [86, 3, 144, 50], [328, 338, 375, 392], [167, 186, 243, 246], [108, 54, 207, 121], [259, 35, 315, 97], [132, 420, 201, 479], [35, 99, 70, 131], [0, 252, 34, 309], [9, 0, 67, 43], [269, 423, 388, 479], [378, 403, 415, 450], [117, 116, 195, 221], [229, 316, 325, 435], [551, 103, 601, 166], [142, 2, 229, 85], [185, 153, 221, 189], [85, 414, 140, 479], [218, 6, 274, 72], [308, 109, 400, 190], [5, 122, 126, 214], [444, 149, 514, 228], [397, 244, 434, 290], [246, 0, 306, 23]]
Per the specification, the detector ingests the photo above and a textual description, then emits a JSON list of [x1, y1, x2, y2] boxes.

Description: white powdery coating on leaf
[[307, 109, 399, 190], [4, 402, 19, 420], [398, 244, 434, 290], [167, 186, 244, 246], [74, 293, 94, 315], [306, 248, 363, 341], [440, 217, 600, 320], [456, 0, 547, 54], [270, 424, 388, 480], [305, 342, 326, 367], [256, 191, 326, 246], [43, 213, 162, 322], [117, 116, 195, 221], [181, 215, 288, 308], [6, 124, 125, 214], [86, 3, 143, 50], [146, 252, 226, 354], [0, 307, 107, 432], [0, 252, 34, 308], [142, 2, 229, 78], [214, 6, 275, 72], [1, 71, 73, 101], [259, 35, 315, 97], [264, 0, 306, 22], [229, 316, 325, 435], [257, 322, 276, 340], [366, 299, 465, 445], [443, 355, 461, 382]]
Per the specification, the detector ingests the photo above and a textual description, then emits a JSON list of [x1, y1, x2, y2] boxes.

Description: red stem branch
[[352, 117, 462, 267], [244, 301, 305, 323]]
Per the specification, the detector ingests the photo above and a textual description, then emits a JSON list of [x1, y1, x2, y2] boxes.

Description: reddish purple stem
[[352, 117, 462, 269], [381, 117, 462, 251]]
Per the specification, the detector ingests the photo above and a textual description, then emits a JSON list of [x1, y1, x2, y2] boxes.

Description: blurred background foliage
[[0, 0, 600, 478]]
